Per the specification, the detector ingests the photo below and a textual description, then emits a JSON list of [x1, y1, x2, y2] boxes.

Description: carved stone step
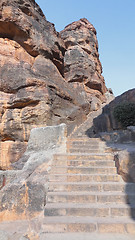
[[48, 182, 135, 193], [42, 216, 135, 234], [68, 148, 109, 153], [52, 160, 115, 167], [45, 203, 135, 218], [47, 191, 135, 205], [53, 153, 114, 161], [48, 174, 122, 182], [50, 166, 117, 174]]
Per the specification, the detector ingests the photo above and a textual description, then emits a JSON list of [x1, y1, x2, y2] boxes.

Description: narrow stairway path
[[42, 134, 135, 238]]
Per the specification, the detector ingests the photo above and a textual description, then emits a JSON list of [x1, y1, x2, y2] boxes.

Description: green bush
[[113, 102, 135, 128]]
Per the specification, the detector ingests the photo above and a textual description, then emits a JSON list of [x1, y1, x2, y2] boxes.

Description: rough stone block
[[27, 124, 67, 153]]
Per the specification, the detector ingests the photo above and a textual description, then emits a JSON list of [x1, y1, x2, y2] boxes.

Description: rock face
[[60, 18, 107, 110], [0, 0, 65, 72], [0, 0, 109, 169], [93, 88, 135, 133]]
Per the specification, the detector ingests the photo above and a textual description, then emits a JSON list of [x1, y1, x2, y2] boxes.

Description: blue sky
[[36, 0, 135, 96]]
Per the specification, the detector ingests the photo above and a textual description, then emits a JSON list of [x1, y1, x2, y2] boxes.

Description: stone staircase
[[42, 135, 135, 237]]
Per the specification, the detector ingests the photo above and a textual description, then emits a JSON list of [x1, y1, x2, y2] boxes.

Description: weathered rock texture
[[93, 88, 135, 133], [0, 124, 67, 222], [0, 1, 110, 169], [115, 149, 135, 183], [0, 0, 65, 71], [60, 18, 107, 109]]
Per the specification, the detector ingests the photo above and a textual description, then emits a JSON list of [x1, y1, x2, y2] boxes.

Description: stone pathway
[[43, 133, 135, 237], [0, 112, 135, 239]]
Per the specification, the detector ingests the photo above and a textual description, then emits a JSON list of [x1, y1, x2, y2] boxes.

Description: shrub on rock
[[113, 102, 135, 128]]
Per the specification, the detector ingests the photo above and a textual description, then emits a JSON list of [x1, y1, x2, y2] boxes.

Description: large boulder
[[60, 18, 108, 108]]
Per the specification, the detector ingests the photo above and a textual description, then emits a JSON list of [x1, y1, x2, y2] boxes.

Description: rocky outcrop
[[60, 18, 108, 110], [0, 0, 65, 73], [0, 1, 110, 169], [93, 88, 135, 133]]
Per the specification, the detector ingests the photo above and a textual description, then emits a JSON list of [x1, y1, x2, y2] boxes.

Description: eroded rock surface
[[60, 18, 107, 109], [0, 0, 65, 72], [114, 149, 135, 183], [0, 1, 110, 169]]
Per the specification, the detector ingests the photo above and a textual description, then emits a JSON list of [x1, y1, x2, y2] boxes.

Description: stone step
[[48, 182, 135, 193], [44, 203, 135, 218], [48, 173, 122, 182], [43, 135, 135, 236], [50, 166, 117, 174], [67, 143, 106, 148], [53, 153, 114, 161], [67, 138, 103, 142], [47, 191, 135, 205], [67, 139, 105, 143], [40, 233, 135, 240], [67, 142, 107, 146], [68, 149, 108, 153], [42, 216, 135, 234], [52, 160, 115, 167]]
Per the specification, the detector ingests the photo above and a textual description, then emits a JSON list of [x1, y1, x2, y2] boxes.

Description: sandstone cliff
[[0, 0, 110, 169]]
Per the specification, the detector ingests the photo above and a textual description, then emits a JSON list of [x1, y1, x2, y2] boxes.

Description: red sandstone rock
[[0, 1, 109, 169], [0, 38, 90, 169], [0, 0, 65, 74], [60, 18, 107, 97]]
